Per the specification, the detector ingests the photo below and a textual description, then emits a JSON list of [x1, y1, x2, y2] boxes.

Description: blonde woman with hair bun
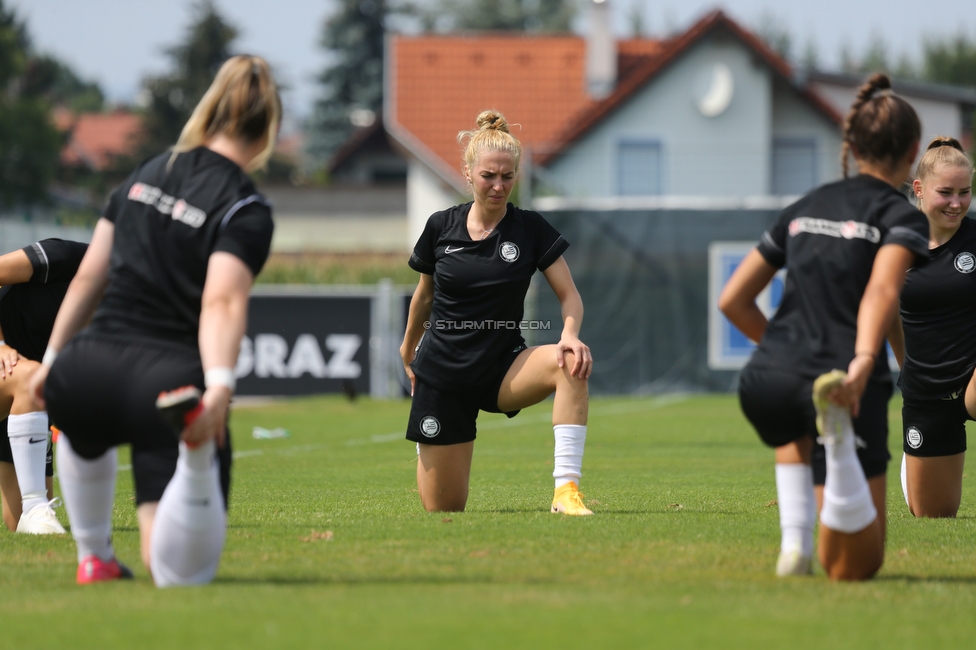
[[400, 110, 594, 516], [890, 136, 974, 518], [29, 55, 280, 587]]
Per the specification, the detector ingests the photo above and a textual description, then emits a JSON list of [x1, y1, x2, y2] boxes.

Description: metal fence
[[532, 203, 787, 394]]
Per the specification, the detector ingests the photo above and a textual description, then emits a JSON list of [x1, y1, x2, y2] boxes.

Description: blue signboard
[[708, 242, 785, 370], [707, 241, 897, 371]]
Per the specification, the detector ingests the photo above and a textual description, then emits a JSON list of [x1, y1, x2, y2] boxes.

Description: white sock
[[775, 463, 815, 556], [819, 412, 877, 534], [150, 440, 226, 587], [56, 434, 117, 563], [900, 453, 909, 507], [553, 424, 586, 489], [7, 412, 50, 515]]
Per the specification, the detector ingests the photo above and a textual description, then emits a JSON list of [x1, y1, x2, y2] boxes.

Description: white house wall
[[545, 35, 774, 198], [407, 158, 460, 248], [771, 80, 842, 186]]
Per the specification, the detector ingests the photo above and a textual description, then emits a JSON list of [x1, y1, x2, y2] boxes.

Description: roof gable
[[385, 11, 841, 186], [535, 10, 842, 165]]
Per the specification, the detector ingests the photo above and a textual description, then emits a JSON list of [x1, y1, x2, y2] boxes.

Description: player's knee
[[555, 351, 587, 384], [912, 502, 959, 519]]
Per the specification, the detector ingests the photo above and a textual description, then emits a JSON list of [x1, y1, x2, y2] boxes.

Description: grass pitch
[[2, 394, 974, 648]]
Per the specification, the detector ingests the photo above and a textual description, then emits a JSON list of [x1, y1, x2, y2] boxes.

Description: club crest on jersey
[[499, 242, 520, 263], [954, 252, 975, 274], [906, 426, 922, 449], [420, 416, 441, 438]]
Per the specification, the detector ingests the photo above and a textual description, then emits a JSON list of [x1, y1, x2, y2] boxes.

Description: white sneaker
[[776, 548, 813, 577], [16, 498, 67, 535]]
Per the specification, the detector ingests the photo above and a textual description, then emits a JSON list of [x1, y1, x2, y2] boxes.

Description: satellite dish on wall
[[694, 62, 734, 117]]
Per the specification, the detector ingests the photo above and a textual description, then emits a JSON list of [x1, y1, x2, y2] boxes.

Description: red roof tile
[[61, 111, 144, 171], [387, 34, 601, 188]]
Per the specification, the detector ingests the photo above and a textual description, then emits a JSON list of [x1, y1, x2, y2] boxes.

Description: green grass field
[[2, 394, 974, 648]]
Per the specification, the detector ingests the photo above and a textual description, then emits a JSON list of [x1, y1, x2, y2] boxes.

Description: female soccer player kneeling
[[892, 137, 974, 518], [720, 74, 928, 581], [401, 110, 593, 515], [30, 55, 279, 586]]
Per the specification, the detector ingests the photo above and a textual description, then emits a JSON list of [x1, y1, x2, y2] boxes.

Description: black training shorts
[[406, 343, 527, 445], [901, 390, 970, 457], [44, 335, 231, 506], [738, 365, 892, 484]]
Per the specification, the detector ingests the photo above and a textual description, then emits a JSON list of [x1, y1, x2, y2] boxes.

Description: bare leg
[[416, 442, 474, 512], [0, 461, 18, 531], [905, 453, 965, 518], [775, 437, 813, 464], [0, 464, 54, 531], [497, 346, 587, 423], [817, 475, 886, 581], [137, 501, 159, 572]]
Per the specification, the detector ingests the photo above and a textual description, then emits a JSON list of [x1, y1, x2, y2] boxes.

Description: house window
[[772, 137, 817, 195], [618, 140, 662, 196]]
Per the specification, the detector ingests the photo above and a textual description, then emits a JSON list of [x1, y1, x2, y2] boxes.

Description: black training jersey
[[748, 174, 929, 381], [408, 202, 569, 389], [0, 239, 87, 360], [900, 217, 976, 398], [90, 147, 274, 350]]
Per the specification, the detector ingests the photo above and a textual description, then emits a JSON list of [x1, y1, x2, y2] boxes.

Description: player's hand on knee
[[0, 343, 19, 379], [557, 336, 592, 380]]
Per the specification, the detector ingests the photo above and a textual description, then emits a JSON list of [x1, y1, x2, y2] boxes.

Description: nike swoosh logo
[[28, 437, 47, 444], [444, 246, 466, 254]]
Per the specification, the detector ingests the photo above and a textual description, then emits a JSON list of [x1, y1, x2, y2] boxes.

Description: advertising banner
[[236, 293, 371, 396]]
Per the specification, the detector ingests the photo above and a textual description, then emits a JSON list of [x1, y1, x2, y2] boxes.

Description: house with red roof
[[59, 110, 144, 171], [385, 6, 846, 245], [352, 2, 974, 250]]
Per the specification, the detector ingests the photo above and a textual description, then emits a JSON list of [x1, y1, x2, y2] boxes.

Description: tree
[[137, 0, 237, 159], [0, 1, 63, 208], [921, 31, 976, 156], [627, 1, 649, 38], [24, 55, 105, 113], [858, 32, 890, 74], [754, 11, 792, 63], [431, 0, 576, 32], [799, 39, 820, 72], [307, 0, 578, 166], [922, 32, 976, 86], [307, 0, 393, 165]]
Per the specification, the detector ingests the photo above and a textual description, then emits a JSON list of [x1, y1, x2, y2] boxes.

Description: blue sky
[[8, 0, 976, 119]]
